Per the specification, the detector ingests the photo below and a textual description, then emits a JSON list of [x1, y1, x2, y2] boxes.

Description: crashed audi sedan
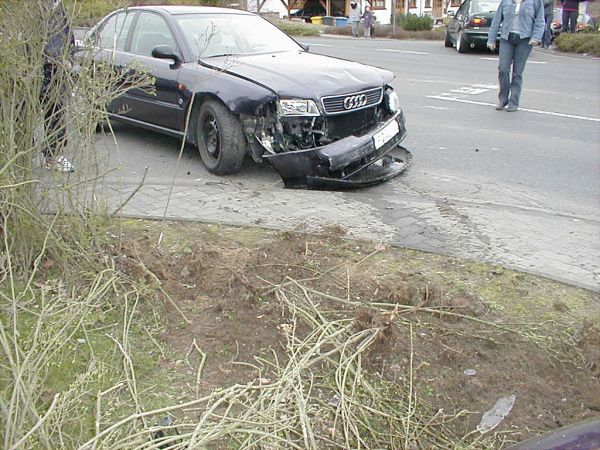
[[84, 6, 410, 188]]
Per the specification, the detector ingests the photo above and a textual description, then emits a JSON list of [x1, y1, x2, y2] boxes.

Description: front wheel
[[197, 100, 246, 175], [456, 30, 469, 53]]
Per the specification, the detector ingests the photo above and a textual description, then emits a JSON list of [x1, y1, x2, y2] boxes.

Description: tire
[[196, 99, 246, 175], [444, 29, 453, 47], [456, 30, 468, 53], [96, 116, 110, 132]]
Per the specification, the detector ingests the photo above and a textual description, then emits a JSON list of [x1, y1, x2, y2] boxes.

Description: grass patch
[[555, 32, 600, 56], [3, 219, 599, 447]]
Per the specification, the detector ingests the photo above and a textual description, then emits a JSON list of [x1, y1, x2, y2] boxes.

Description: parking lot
[[95, 36, 600, 290]]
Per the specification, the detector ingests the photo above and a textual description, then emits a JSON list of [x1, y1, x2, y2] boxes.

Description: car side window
[[130, 12, 177, 57], [98, 12, 134, 51], [456, 0, 470, 17]]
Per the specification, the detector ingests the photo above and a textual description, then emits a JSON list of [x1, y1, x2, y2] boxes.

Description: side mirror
[[299, 42, 310, 52], [152, 45, 182, 65]]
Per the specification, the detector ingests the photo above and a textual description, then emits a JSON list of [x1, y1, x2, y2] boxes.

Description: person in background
[[41, 0, 75, 172], [487, 0, 545, 112], [561, 0, 583, 33], [542, 0, 554, 48], [371, 14, 377, 38], [349, 1, 361, 37], [363, 6, 374, 38]]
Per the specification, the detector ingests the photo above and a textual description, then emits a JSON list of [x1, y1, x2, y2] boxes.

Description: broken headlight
[[383, 88, 400, 114], [278, 99, 320, 117]]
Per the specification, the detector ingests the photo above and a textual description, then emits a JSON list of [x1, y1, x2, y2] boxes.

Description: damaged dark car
[[84, 5, 410, 188]]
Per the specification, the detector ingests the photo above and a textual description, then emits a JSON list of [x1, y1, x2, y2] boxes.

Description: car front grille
[[326, 108, 378, 140], [321, 87, 383, 116]]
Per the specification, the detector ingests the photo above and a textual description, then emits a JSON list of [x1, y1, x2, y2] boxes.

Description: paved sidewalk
[[97, 178, 599, 292]]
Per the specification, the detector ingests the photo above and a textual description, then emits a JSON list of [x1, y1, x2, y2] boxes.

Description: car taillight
[[469, 17, 486, 26]]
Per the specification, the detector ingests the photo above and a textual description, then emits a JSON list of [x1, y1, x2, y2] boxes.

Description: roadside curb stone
[[89, 178, 600, 292]]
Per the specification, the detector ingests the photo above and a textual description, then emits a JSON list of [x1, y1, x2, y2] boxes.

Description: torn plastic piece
[[478, 395, 516, 433]]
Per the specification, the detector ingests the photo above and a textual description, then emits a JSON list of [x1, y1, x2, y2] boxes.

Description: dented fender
[[177, 61, 277, 120]]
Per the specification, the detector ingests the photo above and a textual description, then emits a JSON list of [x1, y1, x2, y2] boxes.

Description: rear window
[[472, 0, 501, 12]]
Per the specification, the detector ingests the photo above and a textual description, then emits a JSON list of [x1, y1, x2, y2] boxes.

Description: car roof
[[124, 5, 254, 16]]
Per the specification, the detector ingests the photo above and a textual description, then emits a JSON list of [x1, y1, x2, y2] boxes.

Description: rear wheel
[[197, 100, 246, 175], [456, 30, 469, 53], [444, 29, 453, 47]]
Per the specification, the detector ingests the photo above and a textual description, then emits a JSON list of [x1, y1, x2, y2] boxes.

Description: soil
[[115, 219, 600, 447]]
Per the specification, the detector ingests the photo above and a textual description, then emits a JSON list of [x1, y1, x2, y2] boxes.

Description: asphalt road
[[303, 37, 600, 217], [95, 37, 600, 290]]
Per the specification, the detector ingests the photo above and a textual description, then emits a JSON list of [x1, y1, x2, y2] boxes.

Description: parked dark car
[[445, 0, 501, 53], [79, 6, 409, 188]]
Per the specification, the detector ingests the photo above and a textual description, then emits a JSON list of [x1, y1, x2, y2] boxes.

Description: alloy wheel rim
[[203, 114, 220, 159]]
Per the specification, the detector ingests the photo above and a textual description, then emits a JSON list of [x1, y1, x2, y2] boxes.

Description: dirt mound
[[576, 321, 600, 376], [115, 221, 600, 446]]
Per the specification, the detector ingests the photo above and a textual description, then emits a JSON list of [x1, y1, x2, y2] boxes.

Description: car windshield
[[471, 0, 500, 12], [175, 13, 302, 59]]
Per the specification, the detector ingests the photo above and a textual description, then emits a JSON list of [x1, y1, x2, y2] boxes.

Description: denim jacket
[[487, 0, 545, 44]]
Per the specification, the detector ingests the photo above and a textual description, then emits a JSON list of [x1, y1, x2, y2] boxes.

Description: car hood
[[202, 51, 393, 99]]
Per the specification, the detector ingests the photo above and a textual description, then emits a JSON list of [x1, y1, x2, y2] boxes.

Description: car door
[[86, 10, 136, 115], [450, 0, 471, 38], [119, 11, 182, 130]]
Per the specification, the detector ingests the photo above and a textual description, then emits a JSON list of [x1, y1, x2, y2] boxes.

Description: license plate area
[[373, 119, 400, 150]]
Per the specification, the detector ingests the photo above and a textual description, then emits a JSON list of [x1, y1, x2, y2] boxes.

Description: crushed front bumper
[[263, 110, 410, 189]]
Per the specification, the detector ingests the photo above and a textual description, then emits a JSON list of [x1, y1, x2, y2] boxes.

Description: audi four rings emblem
[[343, 94, 367, 110]]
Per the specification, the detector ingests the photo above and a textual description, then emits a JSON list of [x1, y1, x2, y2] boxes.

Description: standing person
[[486, 0, 545, 112], [561, 0, 582, 33], [349, 1, 361, 37], [371, 14, 377, 38], [41, 0, 75, 172], [363, 6, 374, 38], [542, 0, 554, 47]]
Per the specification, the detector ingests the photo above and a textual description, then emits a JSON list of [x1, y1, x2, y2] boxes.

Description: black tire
[[196, 99, 246, 175], [456, 30, 469, 53], [444, 29, 453, 47]]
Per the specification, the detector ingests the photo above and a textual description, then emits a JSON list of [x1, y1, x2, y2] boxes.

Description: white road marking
[[451, 87, 489, 95], [482, 57, 499, 61], [472, 84, 498, 89], [377, 49, 429, 55], [427, 95, 600, 122], [424, 105, 450, 110], [308, 43, 333, 47]]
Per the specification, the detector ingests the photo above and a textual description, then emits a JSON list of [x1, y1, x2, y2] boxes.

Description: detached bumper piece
[[264, 110, 410, 189]]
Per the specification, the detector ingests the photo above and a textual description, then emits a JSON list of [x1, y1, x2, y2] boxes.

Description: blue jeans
[[498, 33, 533, 108]]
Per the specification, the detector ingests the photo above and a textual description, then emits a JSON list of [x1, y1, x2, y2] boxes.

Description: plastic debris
[[478, 395, 515, 433], [328, 395, 341, 407], [463, 369, 476, 376]]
